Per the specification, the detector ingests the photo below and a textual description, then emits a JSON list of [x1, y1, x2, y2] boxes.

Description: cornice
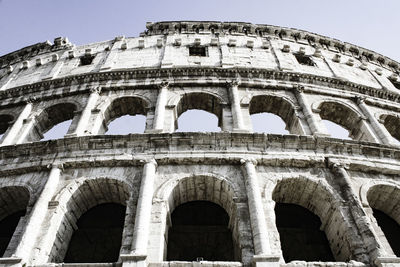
[[143, 21, 400, 71], [0, 133, 400, 176], [0, 67, 399, 108], [0, 37, 73, 68]]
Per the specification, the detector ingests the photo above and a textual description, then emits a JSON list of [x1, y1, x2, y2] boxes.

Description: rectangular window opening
[[189, 46, 207, 57], [294, 53, 315, 67], [80, 55, 95, 66]]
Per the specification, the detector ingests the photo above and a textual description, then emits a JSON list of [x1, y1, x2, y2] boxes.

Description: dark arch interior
[[167, 201, 235, 262], [275, 203, 334, 262], [36, 103, 77, 136], [104, 97, 148, 126], [249, 95, 298, 133], [63, 203, 126, 263], [372, 208, 400, 256], [318, 102, 360, 138], [0, 210, 26, 256], [0, 114, 13, 135], [176, 93, 222, 127], [381, 115, 400, 142]]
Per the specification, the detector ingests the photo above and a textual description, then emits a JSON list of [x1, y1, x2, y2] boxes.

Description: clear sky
[[0, 0, 398, 139]]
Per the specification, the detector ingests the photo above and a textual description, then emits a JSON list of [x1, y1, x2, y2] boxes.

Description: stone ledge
[[0, 67, 399, 106]]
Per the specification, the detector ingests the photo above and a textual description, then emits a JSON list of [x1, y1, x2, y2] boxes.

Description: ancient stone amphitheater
[[0, 21, 400, 267]]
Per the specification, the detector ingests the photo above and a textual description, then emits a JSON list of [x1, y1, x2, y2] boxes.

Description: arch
[[272, 177, 353, 262], [167, 201, 235, 261], [102, 96, 149, 134], [175, 92, 224, 130], [316, 100, 374, 141], [249, 94, 303, 134], [48, 178, 132, 263], [274, 203, 334, 262], [30, 102, 77, 141], [158, 175, 248, 264], [0, 114, 14, 137], [379, 114, 400, 142], [0, 186, 30, 257], [366, 184, 400, 256], [63, 203, 127, 263]]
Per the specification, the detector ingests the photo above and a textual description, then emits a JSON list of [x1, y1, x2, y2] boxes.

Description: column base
[[313, 132, 330, 138], [375, 257, 400, 267], [120, 254, 147, 267], [145, 129, 164, 134], [232, 128, 250, 133], [252, 255, 281, 267], [0, 257, 22, 267]]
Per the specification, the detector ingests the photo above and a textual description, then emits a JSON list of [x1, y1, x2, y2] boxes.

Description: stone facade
[[0, 21, 399, 267]]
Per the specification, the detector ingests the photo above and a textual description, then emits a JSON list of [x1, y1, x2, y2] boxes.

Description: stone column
[[122, 159, 157, 267], [241, 159, 280, 267], [152, 82, 169, 132], [228, 80, 247, 132], [69, 87, 101, 137], [327, 159, 385, 263], [14, 164, 62, 263], [15, 116, 38, 144], [1, 102, 33, 146], [293, 86, 328, 136], [356, 97, 396, 145]]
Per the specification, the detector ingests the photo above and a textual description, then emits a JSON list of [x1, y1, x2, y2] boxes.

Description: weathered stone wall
[[0, 21, 400, 267]]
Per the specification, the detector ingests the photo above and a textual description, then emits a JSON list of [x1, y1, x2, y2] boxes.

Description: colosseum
[[0, 20, 400, 267]]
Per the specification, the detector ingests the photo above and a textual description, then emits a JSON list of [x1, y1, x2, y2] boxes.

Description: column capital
[[47, 163, 64, 171], [240, 157, 258, 166], [25, 96, 37, 104], [293, 84, 305, 94], [157, 81, 170, 89], [90, 86, 102, 94], [226, 79, 241, 88], [326, 158, 349, 171], [355, 96, 366, 105], [140, 158, 157, 167]]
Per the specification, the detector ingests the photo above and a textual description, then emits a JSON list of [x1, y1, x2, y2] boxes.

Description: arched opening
[[318, 101, 373, 141], [0, 210, 26, 256], [249, 95, 302, 134], [103, 97, 148, 134], [322, 120, 350, 140], [275, 203, 334, 262], [177, 110, 220, 132], [367, 184, 400, 256], [161, 176, 249, 264], [379, 114, 400, 142], [30, 103, 77, 142], [175, 93, 223, 132], [167, 201, 234, 261], [0, 186, 30, 257], [106, 115, 146, 134], [272, 178, 354, 262], [0, 114, 13, 140], [251, 113, 289, 134], [371, 209, 400, 256], [49, 179, 130, 263], [64, 203, 126, 263]]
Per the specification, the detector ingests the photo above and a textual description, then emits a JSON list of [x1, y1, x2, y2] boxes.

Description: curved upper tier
[[1, 21, 400, 147], [0, 21, 400, 97]]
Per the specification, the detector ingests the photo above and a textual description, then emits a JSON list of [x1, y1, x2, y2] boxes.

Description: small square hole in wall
[[294, 53, 315, 66], [189, 46, 208, 57], [80, 55, 95, 66]]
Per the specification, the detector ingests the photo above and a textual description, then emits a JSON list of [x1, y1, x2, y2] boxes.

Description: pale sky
[[1, 0, 398, 139]]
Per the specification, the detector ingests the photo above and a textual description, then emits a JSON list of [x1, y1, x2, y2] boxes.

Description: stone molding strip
[[1, 68, 400, 107]]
